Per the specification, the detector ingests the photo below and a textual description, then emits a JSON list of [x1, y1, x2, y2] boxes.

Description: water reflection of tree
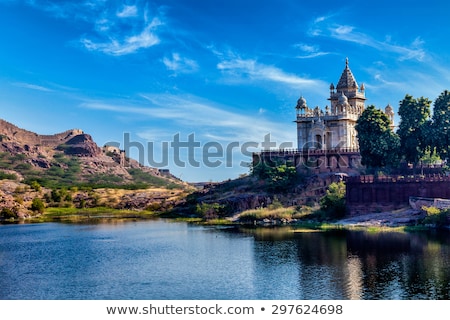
[[249, 228, 450, 299], [294, 231, 352, 299], [346, 231, 450, 299]]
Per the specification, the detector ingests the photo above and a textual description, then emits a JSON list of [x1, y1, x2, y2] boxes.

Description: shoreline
[[0, 207, 450, 231], [1, 206, 448, 232], [334, 207, 425, 228]]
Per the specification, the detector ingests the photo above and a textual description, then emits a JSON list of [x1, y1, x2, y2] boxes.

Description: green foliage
[[30, 198, 45, 213], [251, 160, 298, 192], [397, 95, 432, 165], [195, 202, 230, 219], [14, 163, 32, 171], [29, 180, 41, 192], [23, 157, 81, 189], [268, 197, 283, 210], [355, 105, 400, 169], [421, 206, 449, 228], [238, 206, 296, 223], [319, 182, 346, 219], [0, 171, 17, 180], [0, 207, 18, 219], [431, 90, 450, 158], [420, 148, 441, 165], [127, 168, 173, 188], [53, 153, 65, 161], [9, 154, 26, 163], [85, 173, 123, 185], [355, 91, 450, 169], [48, 188, 72, 203], [1, 148, 182, 191]]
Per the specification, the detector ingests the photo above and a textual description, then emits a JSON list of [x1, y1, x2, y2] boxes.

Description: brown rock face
[[61, 134, 102, 157]]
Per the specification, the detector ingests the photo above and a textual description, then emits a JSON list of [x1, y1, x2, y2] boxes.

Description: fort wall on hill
[[0, 119, 83, 147]]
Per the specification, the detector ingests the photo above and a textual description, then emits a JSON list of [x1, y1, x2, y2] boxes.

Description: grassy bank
[[27, 207, 158, 223], [197, 204, 444, 233]]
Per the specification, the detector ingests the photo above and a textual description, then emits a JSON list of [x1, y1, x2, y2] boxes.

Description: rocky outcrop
[[0, 118, 83, 148], [174, 172, 348, 220], [59, 134, 102, 157], [0, 181, 38, 218], [0, 116, 186, 195], [0, 119, 96, 159], [0, 117, 191, 221]]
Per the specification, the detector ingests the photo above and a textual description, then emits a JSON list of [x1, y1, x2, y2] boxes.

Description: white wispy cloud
[[311, 15, 426, 61], [293, 43, 330, 59], [81, 17, 162, 56], [216, 56, 326, 89], [24, 0, 164, 56], [373, 73, 403, 88], [80, 93, 295, 145], [12, 82, 54, 92], [27, 0, 106, 21], [162, 53, 199, 74], [330, 25, 425, 61], [117, 5, 138, 18]]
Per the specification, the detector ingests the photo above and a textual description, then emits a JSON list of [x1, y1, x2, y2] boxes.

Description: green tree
[[29, 180, 41, 192], [319, 181, 346, 219], [422, 206, 449, 228], [355, 105, 400, 169], [431, 90, 450, 158], [252, 160, 298, 192], [195, 202, 230, 219], [0, 207, 18, 219], [397, 94, 432, 165], [50, 189, 62, 202], [30, 198, 45, 213], [420, 147, 441, 165]]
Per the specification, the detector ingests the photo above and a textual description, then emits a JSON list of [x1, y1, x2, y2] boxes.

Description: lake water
[[0, 219, 449, 300]]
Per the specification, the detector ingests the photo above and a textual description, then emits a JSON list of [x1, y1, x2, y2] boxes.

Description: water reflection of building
[[251, 230, 362, 299], [249, 228, 450, 299]]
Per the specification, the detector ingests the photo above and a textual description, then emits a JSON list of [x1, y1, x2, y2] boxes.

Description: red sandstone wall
[[345, 176, 450, 215]]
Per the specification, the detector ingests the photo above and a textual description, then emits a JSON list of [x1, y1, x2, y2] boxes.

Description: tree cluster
[[251, 160, 298, 192], [356, 90, 450, 170]]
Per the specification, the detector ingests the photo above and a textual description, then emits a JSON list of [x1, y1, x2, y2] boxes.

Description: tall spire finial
[[345, 57, 349, 67]]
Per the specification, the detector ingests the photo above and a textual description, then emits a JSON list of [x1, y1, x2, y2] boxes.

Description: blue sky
[[0, 0, 449, 182]]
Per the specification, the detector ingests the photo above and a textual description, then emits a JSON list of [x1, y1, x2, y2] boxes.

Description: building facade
[[254, 59, 395, 174], [295, 58, 393, 151]]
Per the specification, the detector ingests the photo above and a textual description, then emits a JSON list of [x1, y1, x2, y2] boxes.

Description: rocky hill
[[172, 171, 345, 220], [0, 118, 192, 219], [1, 118, 149, 179]]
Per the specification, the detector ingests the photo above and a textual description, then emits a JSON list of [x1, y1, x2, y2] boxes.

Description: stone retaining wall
[[345, 175, 450, 215]]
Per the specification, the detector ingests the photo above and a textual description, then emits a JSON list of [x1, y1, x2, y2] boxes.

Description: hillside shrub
[[0, 207, 18, 219], [251, 161, 298, 192], [29, 180, 42, 192], [318, 182, 346, 219], [0, 171, 17, 180], [195, 202, 231, 219], [30, 198, 45, 213]]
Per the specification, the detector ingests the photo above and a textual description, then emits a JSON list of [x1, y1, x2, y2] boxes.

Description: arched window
[[315, 134, 322, 149]]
